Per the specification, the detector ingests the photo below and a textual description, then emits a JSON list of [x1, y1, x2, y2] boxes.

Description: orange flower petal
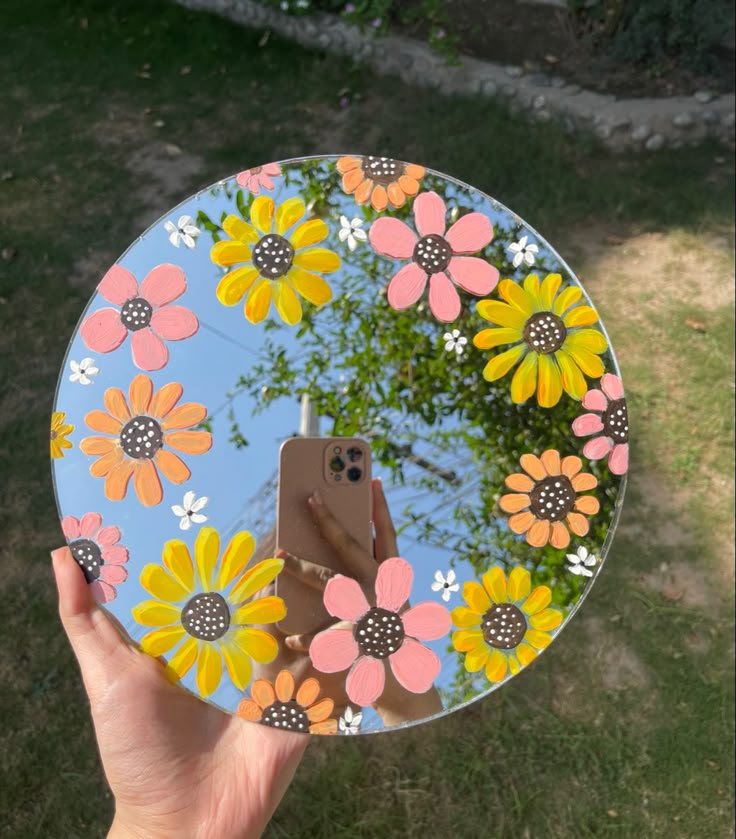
[[236, 699, 263, 722], [90, 447, 124, 478], [105, 459, 136, 501], [336, 156, 362, 174], [403, 163, 425, 180], [574, 495, 600, 515], [155, 449, 190, 485], [572, 472, 597, 492], [85, 410, 122, 435], [398, 174, 420, 197], [508, 510, 535, 534], [150, 382, 183, 419], [309, 719, 337, 735], [566, 511, 590, 536], [561, 455, 583, 478], [386, 181, 406, 208], [133, 459, 163, 507], [527, 519, 551, 547], [275, 669, 295, 702], [540, 450, 561, 476], [129, 375, 153, 415], [295, 678, 321, 708], [251, 679, 275, 710], [161, 402, 207, 431], [342, 167, 364, 194], [499, 493, 530, 513], [354, 178, 373, 205], [164, 430, 213, 455], [306, 697, 334, 723], [103, 388, 131, 423], [550, 521, 570, 549], [505, 473, 535, 492], [80, 436, 117, 455], [520, 453, 546, 480], [371, 184, 388, 212]]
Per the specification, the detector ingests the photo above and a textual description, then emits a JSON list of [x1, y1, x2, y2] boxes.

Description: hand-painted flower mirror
[[52, 155, 628, 735]]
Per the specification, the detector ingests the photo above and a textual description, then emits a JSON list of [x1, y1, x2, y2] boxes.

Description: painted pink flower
[[61, 513, 129, 602], [572, 373, 629, 475], [80, 264, 198, 371], [369, 191, 499, 323], [309, 557, 451, 707], [236, 163, 282, 194]]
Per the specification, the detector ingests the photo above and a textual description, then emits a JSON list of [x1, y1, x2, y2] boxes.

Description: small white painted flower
[[69, 357, 99, 385], [443, 329, 468, 357], [508, 235, 539, 268], [338, 706, 363, 734], [338, 215, 367, 251], [171, 490, 209, 530], [164, 215, 201, 249], [566, 546, 597, 577], [431, 569, 460, 602]]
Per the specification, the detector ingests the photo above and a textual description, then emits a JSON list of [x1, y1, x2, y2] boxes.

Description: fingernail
[[310, 489, 323, 506], [50, 547, 67, 565], [285, 635, 299, 649]]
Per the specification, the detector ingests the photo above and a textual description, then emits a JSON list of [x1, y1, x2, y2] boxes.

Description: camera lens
[[333, 446, 342, 454], [330, 455, 345, 473], [347, 467, 362, 483], [346, 446, 363, 463]]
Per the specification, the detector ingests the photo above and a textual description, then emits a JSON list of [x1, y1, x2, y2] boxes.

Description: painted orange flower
[[336, 156, 425, 211], [236, 669, 337, 735], [499, 450, 599, 549], [80, 374, 212, 507]]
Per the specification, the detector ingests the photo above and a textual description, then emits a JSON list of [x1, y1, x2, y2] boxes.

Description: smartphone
[[276, 436, 372, 637]]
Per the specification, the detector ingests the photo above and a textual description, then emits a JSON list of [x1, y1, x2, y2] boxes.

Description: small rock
[[180, 65, 192, 76], [685, 316, 706, 332], [164, 143, 182, 157], [631, 125, 651, 141], [550, 76, 566, 89], [596, 124, 612, 139], [1, 246, 17, 261], [482, 79, 498, 96], [607, 810, 618, 818], [544, 54, 559, 64], [693, 90, 715, 103], [153, 119, 165, 128], [645, 133, 665, 151], [505, 65, 523, 79], [673, 112, 694, 128], [533, 94, 546, 110], [701, 109, 718, 124], [723, 113, 736, 128], [610, 115, 631, 130], [0, 171, 13, 181]]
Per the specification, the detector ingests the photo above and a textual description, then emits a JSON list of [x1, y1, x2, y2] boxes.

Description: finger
[[277, 549, 335, 592], [284, 620, 353, 653], [308, 490, 376, 579], [372, 478, 398, 562]]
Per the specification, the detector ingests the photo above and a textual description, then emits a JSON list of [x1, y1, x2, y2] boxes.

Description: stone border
[[173, 0, 735, 151]]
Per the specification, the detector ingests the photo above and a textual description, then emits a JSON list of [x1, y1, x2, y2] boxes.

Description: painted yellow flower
[[132, 527, 285, 697], [451, 565, 562, 683], [50, 411, 74, 459], [473, 273, 608, 407], [210, 195, 340, 326]]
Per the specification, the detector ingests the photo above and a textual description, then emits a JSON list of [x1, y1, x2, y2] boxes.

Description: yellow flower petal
[[552, 285, 583, 315], [563, 305, 598, 328], [275, 196, 306, 235], [222, 214, 259, 244], [215, 531, 256, 591], [508, 654, 521, 675], [220, 639, 254, 690], [244, 278, 272, 323], [232, 595, 287, 625], [482, 343, 526, 382], [161, 541, 195, 593], [165, 636, 198, 682], [564, 328, 608, 353], [229, 558, 285, 606], [293, 248, 341, 273], [516, 642, 537, 666], [194, 527, 220, 591], [464, 644, 490, 673], [524, 629, 553, 650], [250, 195, 275, 235], [132, 599, 182, 627], [482, 567, 507, 604], [289, 266, 333, 307], [473, 327, 520, 349], [140, 565, 191, 603], [539, 273, 562, 309], [217, 266, 260, 306], [507, 567, 532, 602], [272, 280, 303, 326], [196, 643, 223, 697], [529, 608, 563, 631], [555, 349, 588, 400], [522, 585, 552, 616], [451, 606, 482, 628], [485, 649, 508, 682], [510, 351, 538, 403], [451, 628, 484, 652], [291, 218, 329, 249], [140, 625, 187, 657], [463, 580, 491, 614], [537, 353, 563, 408], [565, 345, 606, 378], [232, 627, 279, 664], [476, 299, 526, 330], [497, 279, 533, 314], [211, 240, 252, 267], [523, 273, 541, 301]]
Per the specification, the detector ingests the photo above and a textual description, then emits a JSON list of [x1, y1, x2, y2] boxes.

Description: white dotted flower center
[[414, 234, 452, 274], [181, 592, 230, 641], [482, 603, 527, 649], [261, 700, 309, 732], [119, 416, 163, 460], [603, 398, 629, 443], [252, 234, 294, 278], [364, 156, 402, 183], [120, 297, 153, 331], [70, 539, 102, 583], [354, 607, 405, 659], [523, 311, 567, 354], [529, 475, 576, 521]]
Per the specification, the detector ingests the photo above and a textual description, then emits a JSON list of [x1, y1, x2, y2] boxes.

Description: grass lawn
[[0, 1, 733, 836]]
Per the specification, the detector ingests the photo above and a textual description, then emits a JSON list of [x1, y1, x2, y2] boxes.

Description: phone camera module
[[333, 446, 342, 454], [346, 446, 363, 463], [330, 455, 345, 473], [347, 466, 362, 483]]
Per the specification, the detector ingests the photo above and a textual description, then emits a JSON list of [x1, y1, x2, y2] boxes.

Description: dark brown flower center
[[481, 603, 527, 649], [252, 234, 294, 278], [120, 416, 163, 459], [70, 538, 103, 583], [529, 475, 576, 521], [363, 156, 402, 184], [523, 311, 567, 354], [181, 592, 230, 641], [603, 398, 628, 443], [354, 607, 405, 659], [414, 234, 452, 274], [50, 430, 57, 439], [250, 165, 263, 174], [261, 700, 309, 732], [120, 296, 153, 331]]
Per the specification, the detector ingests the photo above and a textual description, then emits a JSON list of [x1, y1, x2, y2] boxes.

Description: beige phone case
[[276, 437, 372, 636]]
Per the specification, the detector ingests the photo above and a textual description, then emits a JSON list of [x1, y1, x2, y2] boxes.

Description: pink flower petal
[[150, 306, 199, 341], [79, 513, 102, 539], [583, 435, 614, 460], [582, 388, 608, 412], [90, 580, 116, 603], [601, 373, 624, 401], [324, 575, 370, 622], [248, 177, 260, 194], [445, 212, 493, 253], [262, 163, 281, 176], [369, 217, 418, 259], [609, 442, 629, 475], [96, 526, 121, 547], [101, 545, 129, 566], [61, 516, 81, 540], [428, 272, 461, 322], [346, 655, 386, 706], [259, 175, 274, 190], [309, 627, 359, 673], [375, 557, 413, 612], [401, 601, 451, 641], [387, 263, 428, 310], [572, 413, 605, 437], [131, 327, 169, 371], [100, 564, 128, 585], [389, 637, 440, 694], [446, 256, 499, 297], [80, 308, 128, 353], [236, 171, 251, 188], [413, 191, 447, 237], [98, 265, 139, 305], [140, 264, 187, 307]]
